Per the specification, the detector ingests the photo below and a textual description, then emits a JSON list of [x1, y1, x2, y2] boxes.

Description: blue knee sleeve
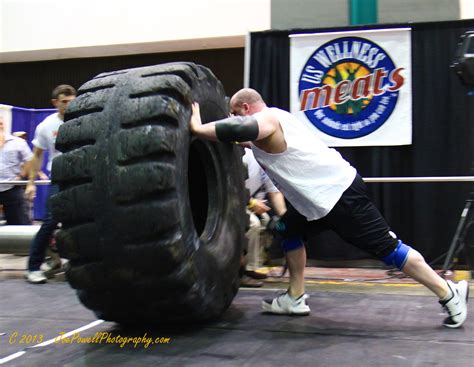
[[281, 236, 304, 252], [381, 241, 411, 270]]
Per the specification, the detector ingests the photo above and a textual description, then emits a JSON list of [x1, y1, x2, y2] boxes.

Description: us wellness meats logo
[[298, 36, 404, 139]]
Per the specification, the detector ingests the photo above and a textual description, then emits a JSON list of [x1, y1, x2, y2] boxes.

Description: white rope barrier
[[0, 177, 473, 186], [363, 176, 474, 183], [0, 180, 51, 185], [0, 176, 471, 253]]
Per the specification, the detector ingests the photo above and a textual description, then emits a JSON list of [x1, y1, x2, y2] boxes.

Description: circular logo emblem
[[298, 36, 404, 139]]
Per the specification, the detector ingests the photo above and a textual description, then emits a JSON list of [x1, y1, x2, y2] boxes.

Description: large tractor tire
[[50, 63, 247, 324]]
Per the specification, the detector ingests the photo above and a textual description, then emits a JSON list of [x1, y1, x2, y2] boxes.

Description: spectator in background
[[24, 84, 76, 284], [12, 131, 27, 139], [0, 117, 33, 224], [12, 131, 49, 222], [13, 131, 49, 181], [240, 148, 286, 287]]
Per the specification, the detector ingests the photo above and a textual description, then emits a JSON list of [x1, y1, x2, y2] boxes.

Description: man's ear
[[51, 99, 58, 108], [242, 102, 250, 114]]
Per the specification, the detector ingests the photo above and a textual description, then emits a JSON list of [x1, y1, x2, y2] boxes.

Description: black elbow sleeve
[[215, 116, 259, 142]]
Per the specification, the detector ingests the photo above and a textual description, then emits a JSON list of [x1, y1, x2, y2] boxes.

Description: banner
[[0, 104, 56, 220], [290, 28, 412, 146]]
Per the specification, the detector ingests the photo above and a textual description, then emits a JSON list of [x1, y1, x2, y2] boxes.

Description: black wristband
[[215, 116, 259, 142]]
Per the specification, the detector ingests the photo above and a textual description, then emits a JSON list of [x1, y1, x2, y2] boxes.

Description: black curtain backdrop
[[0, 48, 244, 108], [249, 20, 474, 265]]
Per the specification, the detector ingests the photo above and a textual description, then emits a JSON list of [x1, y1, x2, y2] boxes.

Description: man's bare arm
[[25, 147, 44, 201], [189, 103, 219, 141], [189, 102, 277, 142], [20, 160, 31, 179], [267, 191, 286, 216]]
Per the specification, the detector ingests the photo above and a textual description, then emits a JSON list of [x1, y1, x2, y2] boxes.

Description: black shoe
[[240, 275, 263, 288], [245, 270, 268, 280]]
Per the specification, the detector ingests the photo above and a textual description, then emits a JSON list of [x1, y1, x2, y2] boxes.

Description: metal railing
[[0, 180, 51, 186], [0, 176, 472, 253], [363, 176, 474, 183], [1, 176, 474, 186]]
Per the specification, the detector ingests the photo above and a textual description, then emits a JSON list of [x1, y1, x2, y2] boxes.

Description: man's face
[[52, 94, 76, 116], [230, 102, 250, 117]]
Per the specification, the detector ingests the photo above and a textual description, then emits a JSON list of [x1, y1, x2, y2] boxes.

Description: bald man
[[189, 88, 469, 328]]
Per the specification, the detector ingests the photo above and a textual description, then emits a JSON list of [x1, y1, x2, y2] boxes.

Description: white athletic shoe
[[439, 280, 469, 328], [41, 259, 62, 273], [25, 270, 47, 284], [262, 292, 310, 315]]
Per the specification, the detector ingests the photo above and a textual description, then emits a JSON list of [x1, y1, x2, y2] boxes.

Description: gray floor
[[0, 278, 473, 366]]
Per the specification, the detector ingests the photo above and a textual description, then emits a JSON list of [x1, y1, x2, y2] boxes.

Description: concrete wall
[[271, 0, 349, 29], [1, 0, 472, 64], [460, 0, 474, 18], [0, 0, 270, 63], [378, 0, 460, 23], [271, 0, 467, 30]]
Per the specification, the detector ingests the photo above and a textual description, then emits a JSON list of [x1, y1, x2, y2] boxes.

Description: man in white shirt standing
[[25, 84, 76, 284]]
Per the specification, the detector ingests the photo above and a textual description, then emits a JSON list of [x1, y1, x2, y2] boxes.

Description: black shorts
[[280, 174, 398, 259]]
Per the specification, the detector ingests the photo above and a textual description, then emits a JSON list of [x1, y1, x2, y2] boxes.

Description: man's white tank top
[[251, 107, 357, 221]]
